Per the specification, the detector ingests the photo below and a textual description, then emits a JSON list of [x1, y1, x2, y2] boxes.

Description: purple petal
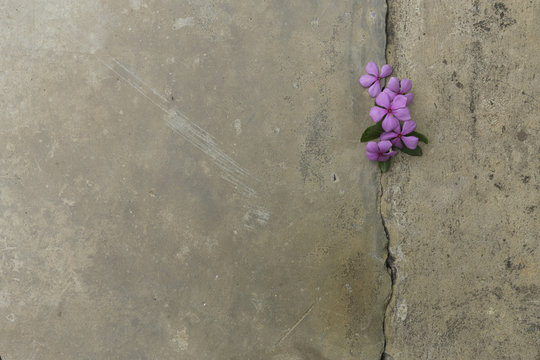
[[378, 140, 393, 153], [378, 154, 390, 162], [391, 138, 403, 148], [368, 81, 381, 98], [405, 93, 414, 105], [393, 107, 411, 121], [400, 79, 412, 93], [366, 151, 379, 161], [402, 135, 419, 149], [380, 64, 393, 78], [391, 94, 407, 109], [365, 62, 379, 76], [359, 74, 376, 88], [387, 150, 397, 157], [380, 131, 397, 141], [366, 141, 379, 153], [375, 92, 391, 109], [369, 106, 387, 122], [382, 88, 397, 101], [401, 120, 417, 135], [386, 77, 400, 93], [382, 114, 400, 132]]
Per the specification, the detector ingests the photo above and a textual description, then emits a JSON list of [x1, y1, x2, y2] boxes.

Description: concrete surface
[[383, 0, 539, 359], [0, 1, 391, 359]]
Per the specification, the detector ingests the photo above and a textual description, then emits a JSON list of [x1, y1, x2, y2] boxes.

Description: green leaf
[[410, 131, 429, 144], [378, 158, 391, 173], [400, 145, 423, 156], [360, 122, 384, 142]]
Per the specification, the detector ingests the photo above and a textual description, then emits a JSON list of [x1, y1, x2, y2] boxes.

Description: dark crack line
[[378, 172, 396, 359], [380, 1, 396, 359], [379, 173, 396, 360]]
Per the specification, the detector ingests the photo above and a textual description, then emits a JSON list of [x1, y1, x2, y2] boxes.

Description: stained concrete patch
[[0, 0, 390, 359], [383, 0, 539, 358]]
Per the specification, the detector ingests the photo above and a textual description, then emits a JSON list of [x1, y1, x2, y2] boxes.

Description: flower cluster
[[359, 62, 428, 172]]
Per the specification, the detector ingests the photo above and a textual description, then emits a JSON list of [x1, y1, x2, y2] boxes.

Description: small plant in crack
[[359, 62, 429, 172]]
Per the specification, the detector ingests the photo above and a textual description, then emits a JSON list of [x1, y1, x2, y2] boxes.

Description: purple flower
[[359, 62, 393, 98], [381, 121, 419, 149], [366, 140, 397, 162], [369, 93, 411, 132], [383, 77, 414, 105]]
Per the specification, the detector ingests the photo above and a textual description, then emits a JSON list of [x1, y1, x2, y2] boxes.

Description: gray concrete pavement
[[0, 1, 390, 359], [383, 0, 539, 359], [2, 0, 538, 359]]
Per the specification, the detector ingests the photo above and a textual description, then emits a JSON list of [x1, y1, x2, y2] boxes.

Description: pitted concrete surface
[[383, 0, 539, 359], [0, 1, 390, 359]]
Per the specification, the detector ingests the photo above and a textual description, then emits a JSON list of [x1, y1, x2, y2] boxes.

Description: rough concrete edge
[[379, 0, 396, 359]]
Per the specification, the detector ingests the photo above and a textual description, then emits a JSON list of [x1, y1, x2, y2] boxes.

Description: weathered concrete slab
[[0, 1, 390, 359], [383, 0, 539, 358]]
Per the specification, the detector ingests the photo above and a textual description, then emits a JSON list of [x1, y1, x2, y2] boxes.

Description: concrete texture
[[0, 1, 391, 359], [383, 0, 539, 359]]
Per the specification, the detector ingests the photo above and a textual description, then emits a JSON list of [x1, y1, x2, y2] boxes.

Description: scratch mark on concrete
[[62, 23, 257, 198], [275, 303, 315, 347], [167, 113, 256, 197], [242, 206, 271, 229]]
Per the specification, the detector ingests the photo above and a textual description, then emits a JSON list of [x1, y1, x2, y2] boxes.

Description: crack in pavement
[[379, 172, 396, 360], [380, 2, 397, 359]]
